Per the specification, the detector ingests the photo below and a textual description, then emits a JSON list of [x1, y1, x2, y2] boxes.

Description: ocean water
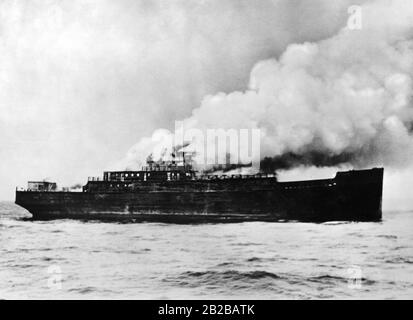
[[1, 201, 412, 300]]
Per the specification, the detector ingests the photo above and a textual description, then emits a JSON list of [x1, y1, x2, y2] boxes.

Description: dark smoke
[[203, 162, 253, 174], [260, 151, 355, 172]]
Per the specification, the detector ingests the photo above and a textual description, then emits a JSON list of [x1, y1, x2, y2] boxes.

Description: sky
[[1, 0, 412, 209]]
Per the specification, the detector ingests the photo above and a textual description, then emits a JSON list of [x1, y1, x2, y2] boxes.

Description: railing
[[197, 173, 277, 180], [16, 188, 84, 192], [141, 165, 193, 172], [88, 177, 102, 182]]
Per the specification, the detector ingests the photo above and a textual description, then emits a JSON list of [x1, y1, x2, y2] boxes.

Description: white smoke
[[119, 0, 413, 171]]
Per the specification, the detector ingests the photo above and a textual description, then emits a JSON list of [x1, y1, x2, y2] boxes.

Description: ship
[[15, 154, 384, 223]]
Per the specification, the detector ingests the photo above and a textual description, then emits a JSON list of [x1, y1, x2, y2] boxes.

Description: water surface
[[1, 202, 412, 299]]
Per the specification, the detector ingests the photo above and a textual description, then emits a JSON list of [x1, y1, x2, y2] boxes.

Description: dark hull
[[15, 168, 383, 223]]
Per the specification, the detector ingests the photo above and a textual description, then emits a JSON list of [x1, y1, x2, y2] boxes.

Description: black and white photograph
[[1, 0, 413, 304]]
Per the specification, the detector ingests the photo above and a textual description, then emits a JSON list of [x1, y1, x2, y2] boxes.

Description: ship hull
[[15, 168, 384, 223]]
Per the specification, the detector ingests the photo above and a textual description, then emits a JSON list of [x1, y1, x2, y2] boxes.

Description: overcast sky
[[1, 0, 412, 209]]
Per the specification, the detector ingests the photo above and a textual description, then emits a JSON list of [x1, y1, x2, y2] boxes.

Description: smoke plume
[[70, 183, 83, 190], [120, 0, 413, 173]]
